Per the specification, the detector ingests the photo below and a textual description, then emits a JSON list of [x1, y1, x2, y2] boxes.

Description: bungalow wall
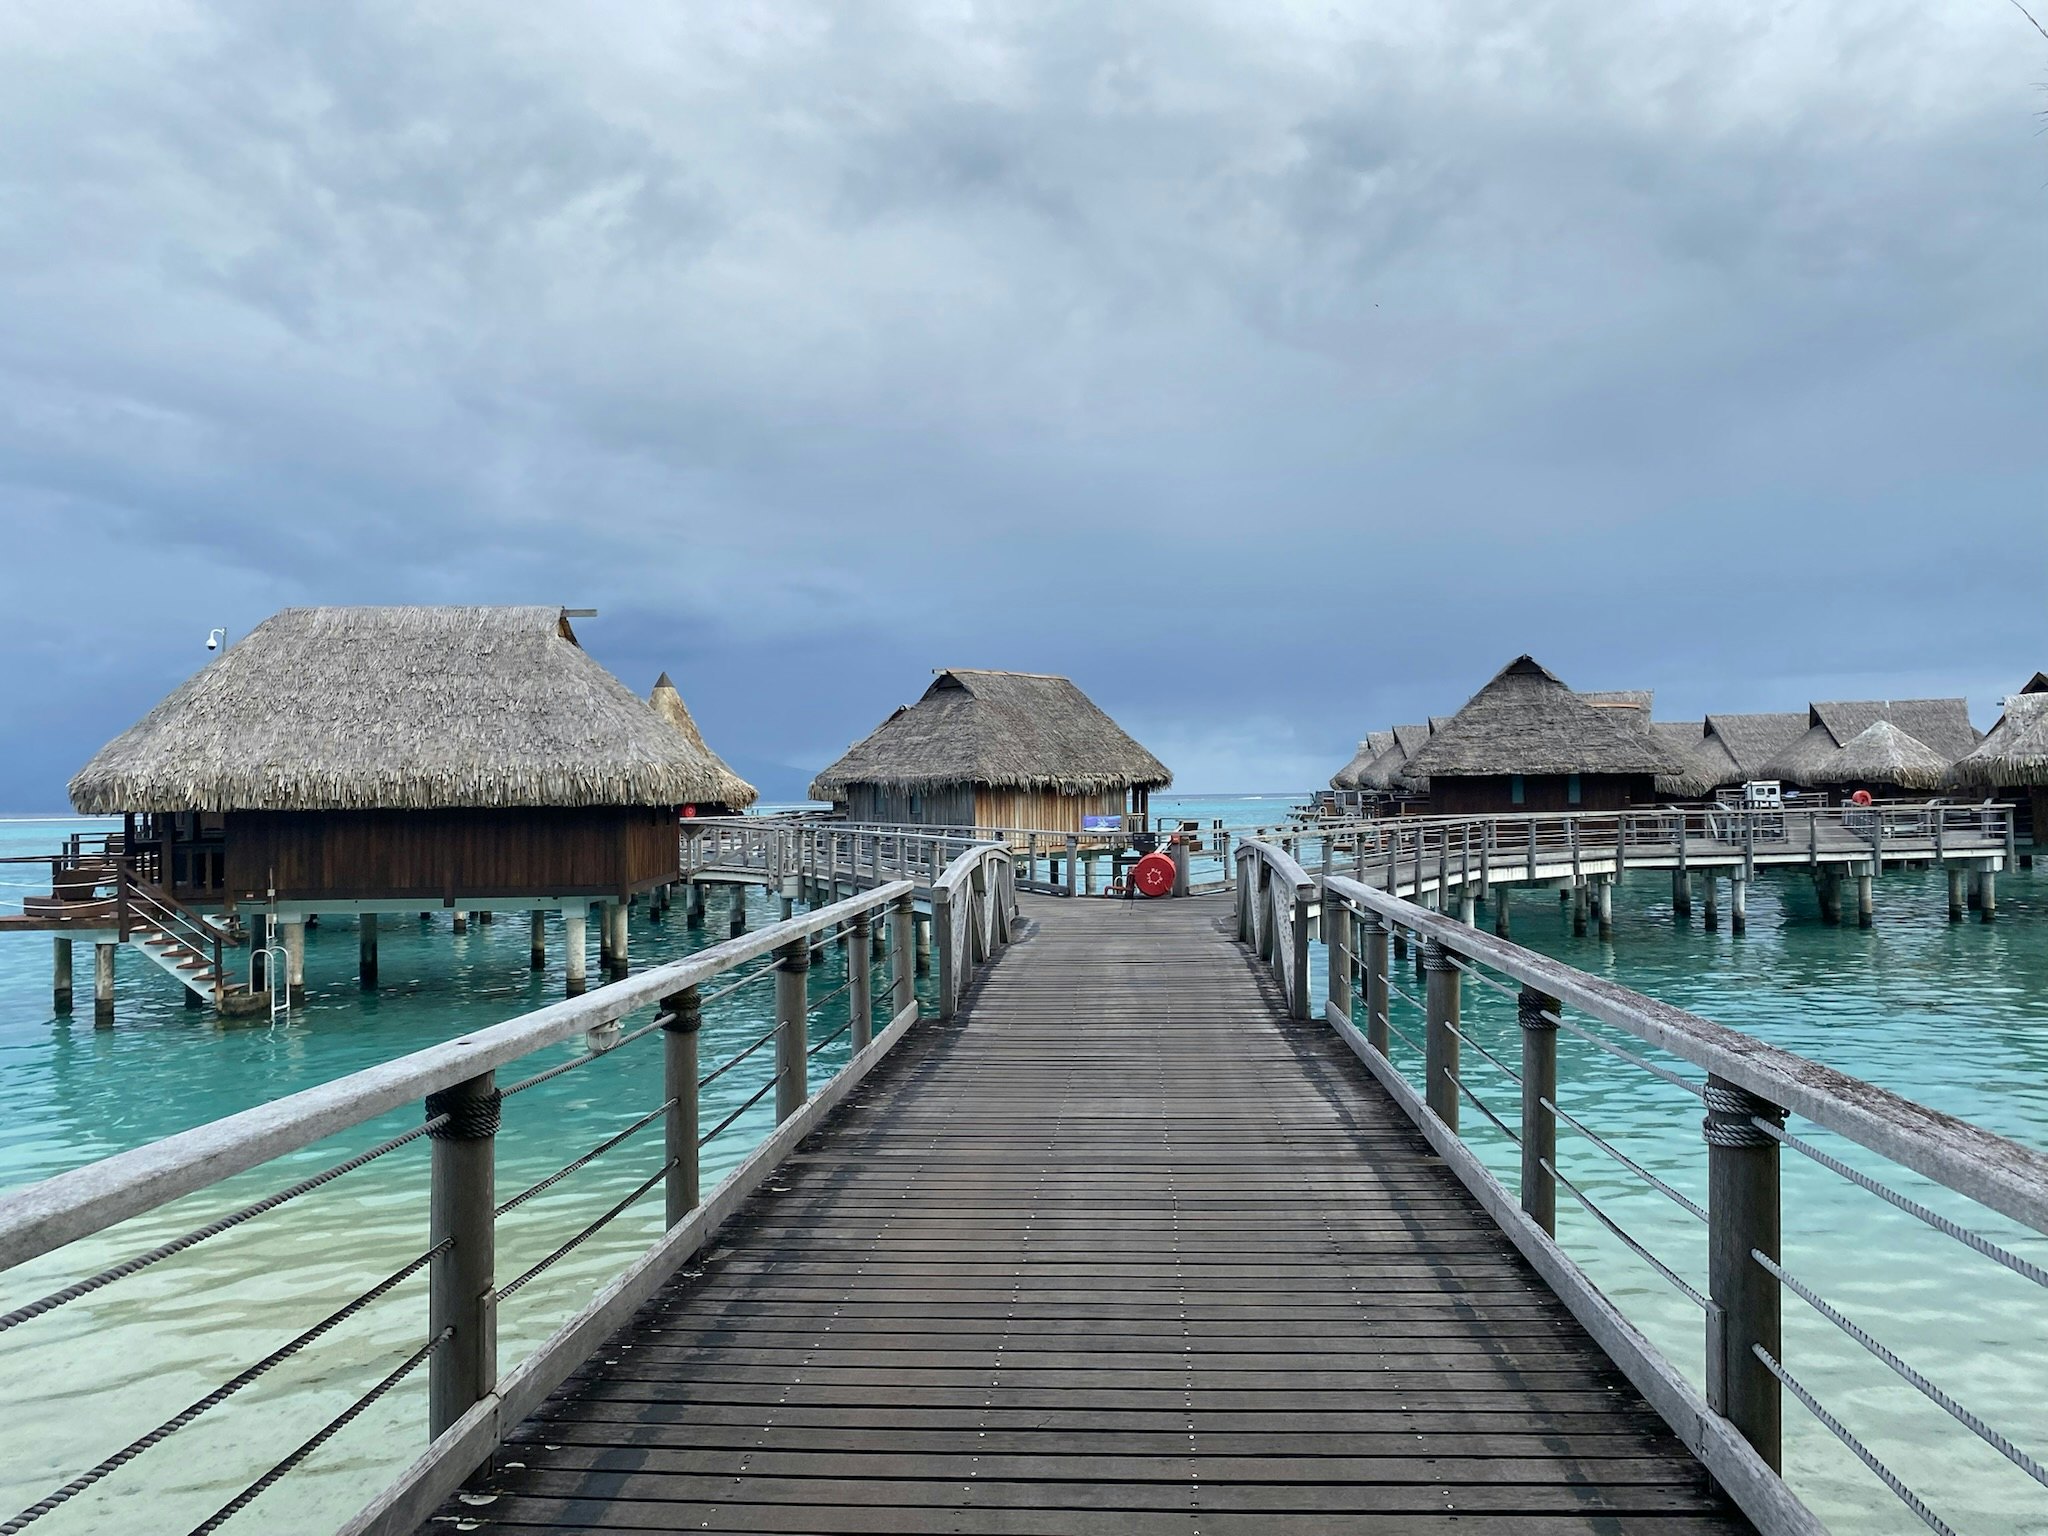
[[219, 807, 679, 904], [1429, 774, 1660, 816], [973, 787, 1128, 835], [842, 783, 978, 828]]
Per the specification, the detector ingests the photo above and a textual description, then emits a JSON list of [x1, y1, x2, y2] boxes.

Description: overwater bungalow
[[66, 606, 740, 1005], [1404, 656, 1685, 815], [809, 667, 1171, 835], [1758, 699, 1978, 802], [1802, 720, 1952, 800], [1354, 722, 1434, 800], [1949, 687, 2048, 838], [1330, 731, 1396, 793], [1650, 712, 1810, 801], [649, 672, 758, 816]]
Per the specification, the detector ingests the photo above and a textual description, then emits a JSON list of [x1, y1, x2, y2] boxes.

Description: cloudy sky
[[1, 1, 2043, 806]]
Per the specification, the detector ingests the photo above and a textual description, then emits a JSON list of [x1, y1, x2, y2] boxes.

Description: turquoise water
[[1, 804, 2044, 1533]]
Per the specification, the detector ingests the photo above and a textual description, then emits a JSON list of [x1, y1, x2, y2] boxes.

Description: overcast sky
[[1, 1, 2043, 806]]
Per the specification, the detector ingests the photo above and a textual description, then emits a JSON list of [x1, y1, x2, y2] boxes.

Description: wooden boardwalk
[[433, 893, 1748, 1534]]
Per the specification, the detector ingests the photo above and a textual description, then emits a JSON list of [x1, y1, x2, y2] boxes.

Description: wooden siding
[[973, 787, 1126, 835], [221, 807, 679, 903], [845, 784, 978, 829], [1430, 774, 1659, 816]]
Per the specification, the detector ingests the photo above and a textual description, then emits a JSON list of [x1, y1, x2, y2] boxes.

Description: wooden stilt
[[53, 936, 72, 1013], [359, 913, 379, 989], [94, 941, 116, 1026], [565, 911, 587, 996], [453, 909, 468, 934], [530, 910, 546, 970], [284, 919, 306, 1003]]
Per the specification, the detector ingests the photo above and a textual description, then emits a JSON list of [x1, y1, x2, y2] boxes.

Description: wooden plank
[[420, 891, 1750, 1536]]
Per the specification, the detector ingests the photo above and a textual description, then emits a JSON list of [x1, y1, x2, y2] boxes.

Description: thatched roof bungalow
[[809, 668, 1171, 834], [1803, 721, 1952, 795], [1329, 732, 1396, 792], [1405, 656, 1685, 815], [1758, 699, 1979, 800], [649, 672, 758, 815], [1949, 689, 2048, 842], [71, 606, 725, 909], [1648, 713, 1810, 801], [1355, 723, 1434, 795]]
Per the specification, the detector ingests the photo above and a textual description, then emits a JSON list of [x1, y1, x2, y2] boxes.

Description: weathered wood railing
[[0, 841, 1019, 1536], [685, 817, 1168, 899], [1234, 836, 2048, 1535]]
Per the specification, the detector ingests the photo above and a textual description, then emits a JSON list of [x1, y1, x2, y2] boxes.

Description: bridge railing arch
[[1237, 836, 2048, 1536]]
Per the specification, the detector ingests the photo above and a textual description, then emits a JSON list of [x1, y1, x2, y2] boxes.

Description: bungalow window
[[1567, 775, 1582, 807], [1510, 775, 1525, 807]]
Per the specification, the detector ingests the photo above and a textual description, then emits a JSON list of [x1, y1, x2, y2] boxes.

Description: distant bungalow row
[[1327, 654, 2048, 834]]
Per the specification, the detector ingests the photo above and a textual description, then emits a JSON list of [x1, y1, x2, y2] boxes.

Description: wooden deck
[[431, 892, 1749, 1534]]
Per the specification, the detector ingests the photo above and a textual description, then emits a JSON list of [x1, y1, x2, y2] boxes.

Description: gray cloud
[[1, 0, 2043, 805]]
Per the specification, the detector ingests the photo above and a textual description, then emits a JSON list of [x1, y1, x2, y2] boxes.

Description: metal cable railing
[[1250, 845, 2048, 1536], [0, 846, 1018, 1536]]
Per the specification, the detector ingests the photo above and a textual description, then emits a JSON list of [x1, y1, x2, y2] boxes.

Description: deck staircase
[[118, 873, 260, 1014]]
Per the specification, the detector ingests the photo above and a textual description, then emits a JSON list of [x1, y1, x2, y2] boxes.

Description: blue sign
[[1082, 815, 1122, 831]]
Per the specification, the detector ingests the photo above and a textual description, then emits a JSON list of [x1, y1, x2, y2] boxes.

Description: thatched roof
[[809, 668, 1171, 798], [1583, 689, 1654, 721], [1406, 657, 1685, 779], [1950, 693, 2048, 787], [70, 606, 740, 814], [1702, 713, 1810, 779], [1330, 731, 1396, 791], [1356, 723, 1433, 792], [1650, 721, 1736, 799], [1810, 699, 1978, 760], [2020, 672, 2048, 696], [1804, 721, 1951, 791], [1760, 699, 1979, 786], [649, 673, 758, 810]]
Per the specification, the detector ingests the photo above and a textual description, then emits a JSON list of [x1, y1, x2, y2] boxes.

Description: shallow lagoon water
[[1, 804, 2045, 1532]]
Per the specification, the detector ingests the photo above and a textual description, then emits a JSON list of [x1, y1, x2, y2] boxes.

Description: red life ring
[[1131, 850, 1177, 898], [1849, 790, 1873, 807]]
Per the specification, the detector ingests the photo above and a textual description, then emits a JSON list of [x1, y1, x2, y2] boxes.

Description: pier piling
[[608, 901, 630, 976], [52, 936, 71, 1013], [1855, 869, 1874, 929], [452, 909, 468, 935], [728, 891, 746, 938], [94, 940, 115, 1026], [1571, 881, 1588, 937], [1948, 866, 1966, 923], [1595, 874, 1613, 940], [686, 880, 705, 929], [565, 911, 587, 995], [1673, 869, 1692, 918], [1731, 876, 1748, 935], [914, 912, 931, 975], [1703, 874, 1719, 931], [284, 919, 306, 1003], [1493, 889, 1511, 939], [1980, 865, 1997, 924], [358, 913, 379, 988], [530, 911, 546, 969]]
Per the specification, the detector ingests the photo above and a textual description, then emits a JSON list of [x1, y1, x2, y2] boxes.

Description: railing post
[[1525, 820, 1537, 881], [1361, 910, 1390, 1056], [890, 891, 915, 1016], [1519, 988, 1559, 1235], [848, 911, 873, 1050], [426, 1068, 498, 1441], [1422, 938, 1461, 1128], [1326, 887, 1352, 1023], [774, 939, 810, 1121], [1064, 835, 1079, 899], [663, 987, 701, 1224], [1289, 883, 1311, 1021], [1704, 1075, 1785, 1471], [934, 885, 958, 1020]]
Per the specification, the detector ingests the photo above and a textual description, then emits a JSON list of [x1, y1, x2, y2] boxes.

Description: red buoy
[[1131, 850, 1177, 898], [1849, 789, 1873, 807]]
